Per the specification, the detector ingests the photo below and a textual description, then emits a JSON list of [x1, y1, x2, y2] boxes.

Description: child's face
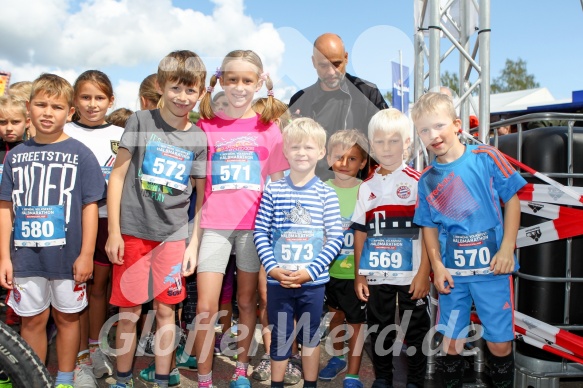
[[415, 111, 462, 163], [75, 81, 114, 126], [212, 95, 229, 113], [29, 92, 74, 139], [327, 144, 366, 181], [159, 80, 201, 118], [220, 60, 261, 111], [0, 108, 28, 142], [370, 130, 409, 172], [284, 137, 325, 175]]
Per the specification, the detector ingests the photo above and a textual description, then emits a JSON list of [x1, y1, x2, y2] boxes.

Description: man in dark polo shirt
[[289, 32, 388, 179]]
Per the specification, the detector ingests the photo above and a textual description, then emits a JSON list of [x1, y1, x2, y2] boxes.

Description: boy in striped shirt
[[254, 117, 343, 388]]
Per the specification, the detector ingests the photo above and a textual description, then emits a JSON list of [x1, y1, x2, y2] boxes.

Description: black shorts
[[94, 218, 111, 266], [324, 277, 366, 324]]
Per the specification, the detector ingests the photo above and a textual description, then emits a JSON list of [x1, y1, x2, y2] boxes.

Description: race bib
[[211, 149, 261, 192], [272, 228, 323, 271], [14, 205, 66, 247], [337, 217, 355, 260], [444, 228, 497, 276], [101, 166, 112, 183], [359, 236, 413, 277], [141, 142, 193, 191]]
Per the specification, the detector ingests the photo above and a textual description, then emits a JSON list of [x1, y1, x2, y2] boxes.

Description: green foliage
[[384, 91, 392, 107], [491, 58, 539, 93], [440, 71, 459, 95], [189, 111, 200, 123]]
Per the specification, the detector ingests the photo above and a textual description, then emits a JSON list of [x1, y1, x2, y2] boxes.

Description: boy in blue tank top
[[412, 92, 526, 387]]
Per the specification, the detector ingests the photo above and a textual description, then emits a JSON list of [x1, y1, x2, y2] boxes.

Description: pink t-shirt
[[198, 113, 289, 230]]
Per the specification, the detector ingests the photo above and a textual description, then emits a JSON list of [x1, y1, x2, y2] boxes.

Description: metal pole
[[459, 0, 470, 129], [399, 50, 404, 112], [478, 0, 491, 143], [428, 0, 440, 91]]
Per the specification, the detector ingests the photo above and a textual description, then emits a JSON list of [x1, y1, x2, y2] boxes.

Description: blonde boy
[[352, 108, 431, 388], [0, 94, 29, 178], [412, 92, 525, 387], [0, 73, 106, 388], [254, 118, 343, 388]]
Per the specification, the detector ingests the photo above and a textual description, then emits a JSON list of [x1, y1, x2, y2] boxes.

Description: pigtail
[[199, 73, 219, 120], [258, 74, 275, 124]]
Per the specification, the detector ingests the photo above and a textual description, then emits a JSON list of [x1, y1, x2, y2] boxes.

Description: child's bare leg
[[53, 309, 80, 373], [301, 345, 320, 381], [328, 307, 345, 356], [88, 264, 110, 340], [271, 359, 288, 382], [154, 300, 175, 375], [115, 306, 141, 373], [235, 269, 259, 365], [347, 322, 364, 375], [193, 272, 223, 372], [257, 267, 271, 352], [20, 308, 50, 363]]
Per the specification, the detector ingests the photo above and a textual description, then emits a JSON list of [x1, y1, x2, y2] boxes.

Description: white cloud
[[112, 79, 141, 113]]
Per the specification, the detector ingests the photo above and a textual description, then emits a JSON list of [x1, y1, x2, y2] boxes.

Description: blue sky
[[1, 0, 582, 111]]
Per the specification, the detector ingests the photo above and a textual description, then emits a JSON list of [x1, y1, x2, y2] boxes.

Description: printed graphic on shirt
[[211, 135, 261, 192], [426, 171, 479, 222], [285, 201, 312, 225]]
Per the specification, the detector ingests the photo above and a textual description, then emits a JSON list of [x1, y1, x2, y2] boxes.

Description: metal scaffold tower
[[414, 0, 491, 143]]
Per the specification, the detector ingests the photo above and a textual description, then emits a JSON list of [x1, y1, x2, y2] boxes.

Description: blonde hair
[[368, 108, 411, 142], [157, 50, 206, 91], [8, 81, 32, 102], [283, 117, 326, 150], [30, 73, 74, 107], [252, 97, 291, 130], [411, 92, 457, 123], [327, 129, 368, 160], [199, 50, 276, 124], [0, 94, 28, 119], [107, 108, 133, 128], [139, 74, 161, 109]]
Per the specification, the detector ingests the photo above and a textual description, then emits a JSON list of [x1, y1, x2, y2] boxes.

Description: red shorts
[[94, 218, 111, 266], [110, 235, 186, 307]]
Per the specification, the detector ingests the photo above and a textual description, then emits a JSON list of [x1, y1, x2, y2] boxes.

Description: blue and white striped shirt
[[254, 175, 343, 286]]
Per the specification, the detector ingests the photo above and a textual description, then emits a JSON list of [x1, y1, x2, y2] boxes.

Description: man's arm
[[73, 202, 98, 284], [105, 147, 132, 265]]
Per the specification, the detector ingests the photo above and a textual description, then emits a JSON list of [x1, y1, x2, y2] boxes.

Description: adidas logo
[[528, 202, 544, 213], [416, 298, 426, 307], [368, 192, 377, 201], [503, 301, 511, 310]]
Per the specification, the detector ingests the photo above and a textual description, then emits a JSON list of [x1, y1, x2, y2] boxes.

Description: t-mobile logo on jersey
[[369, 210, 386, 237]]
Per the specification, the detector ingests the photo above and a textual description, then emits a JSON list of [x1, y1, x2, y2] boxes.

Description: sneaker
[[251, 355, 271, 381], [108, 379, 134, 388], [284, 358, 302, 385], [137, 332, 155, 357], [139, 362, 181, 387], [371, 378, 392, 388], [74, 364, 97, 388], [229, 375, 251, 388], [0, 375, 11, 388], [90, 346, 113, 378], [318, 356, 347, 381], [175, 345, 198, 371], [214, 333, 223, 355], [344, 378, 364, 388]]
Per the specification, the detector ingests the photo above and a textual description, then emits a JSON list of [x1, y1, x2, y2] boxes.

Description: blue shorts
[[267, 284, 325, 361], [437, 275, 514, 343]]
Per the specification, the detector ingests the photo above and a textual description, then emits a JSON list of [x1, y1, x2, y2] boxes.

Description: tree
[[440, 71, 459, 96], [491, 58, 539, 93]]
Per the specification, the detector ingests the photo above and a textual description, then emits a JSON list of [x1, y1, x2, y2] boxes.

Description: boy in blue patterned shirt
[[254, 117, 343, 388]]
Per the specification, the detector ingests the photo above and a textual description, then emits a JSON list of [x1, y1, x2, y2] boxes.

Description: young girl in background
[[64, 70, 124, 386], [192, 50, 289, 388], [138, 74, 161, 110]]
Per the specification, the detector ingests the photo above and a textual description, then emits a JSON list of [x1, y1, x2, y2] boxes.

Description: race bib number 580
[[14, 205, 66, 247]]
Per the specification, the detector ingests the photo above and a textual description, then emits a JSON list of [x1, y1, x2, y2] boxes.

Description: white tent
[[489, 87, 556, 114]]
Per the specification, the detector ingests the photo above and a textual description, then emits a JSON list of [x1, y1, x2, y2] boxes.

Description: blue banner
[[392, 62, 409, 113]]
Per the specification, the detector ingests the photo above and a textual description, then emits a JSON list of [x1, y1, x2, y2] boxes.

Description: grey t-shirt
[[0, 138, 106, 279], [119, 109, 207, 241]]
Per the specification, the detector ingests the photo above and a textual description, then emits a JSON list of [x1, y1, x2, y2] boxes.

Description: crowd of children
[[0, 46, 525, 388]]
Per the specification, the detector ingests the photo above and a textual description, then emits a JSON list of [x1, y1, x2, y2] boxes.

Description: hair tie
[[214, 68, 222, 78], [267, 90, 274, 97], [207, 86, 214, 93], [259, 72, 270, 81]]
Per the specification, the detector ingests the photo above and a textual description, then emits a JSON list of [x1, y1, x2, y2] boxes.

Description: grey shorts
[[197, 229, 261, 274]]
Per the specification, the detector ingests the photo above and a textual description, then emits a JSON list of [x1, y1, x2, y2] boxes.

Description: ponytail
[[199, 73, 219, 120], [258, 74, 276, 124]]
